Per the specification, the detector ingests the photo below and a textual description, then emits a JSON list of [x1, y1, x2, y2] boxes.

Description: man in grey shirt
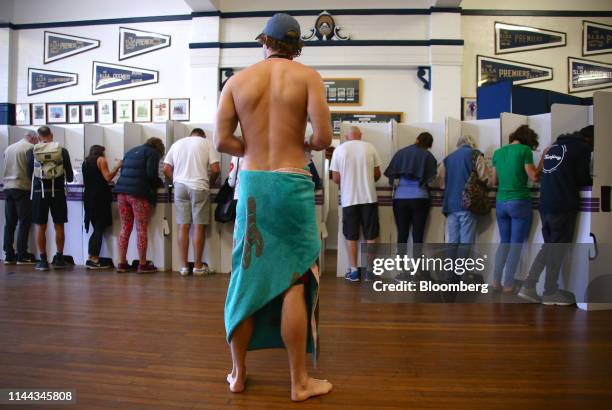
[[2, 130, 38, 264]]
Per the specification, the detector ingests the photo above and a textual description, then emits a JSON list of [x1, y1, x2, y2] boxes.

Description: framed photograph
[[98, 100, 114, 124], [323, 78, 362, 105], [462, 97, 477, 121], [81, 104, 96, 123], [115, 100, 133, 123], [47, 103, 67, 124], [32, 103, 46, 125], [67, 104, 80, 123], [15, 103, 31, 125], [134, 99, 151, 123], [494, 22, 566, 55], [152, 98, 169, 122], [170, 98, 190, 121]]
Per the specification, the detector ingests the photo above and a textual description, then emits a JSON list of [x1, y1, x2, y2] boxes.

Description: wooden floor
[[1, 261, 612, 410]]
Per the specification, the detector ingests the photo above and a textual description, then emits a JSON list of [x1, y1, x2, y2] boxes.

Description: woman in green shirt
[[491, 125, 540, 292]]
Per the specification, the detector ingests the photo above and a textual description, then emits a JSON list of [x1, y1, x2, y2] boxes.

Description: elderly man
[[438, 135, 488, 244], [330, 126, 382, 282], [2, 130, 39, 264]]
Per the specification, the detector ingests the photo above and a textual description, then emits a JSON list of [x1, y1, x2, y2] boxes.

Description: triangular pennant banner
[[119, 27, 171, 60], [477, 55, 553, 87], [568, 57, 612, 93], [92, 61, 159, 95], [28, 68, 78, 96], [495, 22, 566, 54], [44, 31, 100, 63], [583, 21, 612, 56]]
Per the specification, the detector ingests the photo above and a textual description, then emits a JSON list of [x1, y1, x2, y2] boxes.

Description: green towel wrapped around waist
[[225, 169, 321, 357]]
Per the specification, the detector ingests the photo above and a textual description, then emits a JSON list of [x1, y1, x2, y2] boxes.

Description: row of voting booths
[[0, 121, 329, 275], [334, 91, 612, 310]]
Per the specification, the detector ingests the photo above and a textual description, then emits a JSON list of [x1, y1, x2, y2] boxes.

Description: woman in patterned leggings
[[113, 138, 165, 273]]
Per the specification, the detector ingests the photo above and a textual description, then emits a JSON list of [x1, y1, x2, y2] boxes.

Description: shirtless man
[[214, 13, 332, 402]]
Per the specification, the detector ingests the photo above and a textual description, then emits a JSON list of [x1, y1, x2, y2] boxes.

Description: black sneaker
[[86, 259, 112, 270], [17, 253, 38, 265], [3, 254, 16, 264], [52, 254, 67, 269], [35, 259, 49, 271]]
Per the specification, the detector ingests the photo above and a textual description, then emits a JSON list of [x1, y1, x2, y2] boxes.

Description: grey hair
[[457, 134, 476, 148], [25, 130, 38, 138]]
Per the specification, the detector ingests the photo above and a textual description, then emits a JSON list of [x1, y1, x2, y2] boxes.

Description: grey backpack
[[31, 142, 64, 198]]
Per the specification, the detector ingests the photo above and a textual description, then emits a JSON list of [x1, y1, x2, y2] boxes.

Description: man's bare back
[[215, 57, 331, 170]]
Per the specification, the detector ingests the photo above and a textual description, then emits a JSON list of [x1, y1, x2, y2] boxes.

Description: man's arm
[[210, 162, 220, 186], [331, 171, 340, 185], [374, 166, 381, 182], [305, 71, 332, 151], [62, 149, 74, 183], [214, 78, 244, 156], [26, 149, 34, 180], [162, 164, 173, 181]]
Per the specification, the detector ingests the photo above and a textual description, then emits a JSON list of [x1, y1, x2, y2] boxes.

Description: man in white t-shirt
[[163, 128, 220, 276], [330, 126, 382, 282]]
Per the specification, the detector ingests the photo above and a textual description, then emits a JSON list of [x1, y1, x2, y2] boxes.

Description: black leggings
[[88, 223, 108, 257], [393, 198, 431, 244]]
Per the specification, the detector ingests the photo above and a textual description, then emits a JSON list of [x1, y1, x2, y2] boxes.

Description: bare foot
[[291, 377, 333, 402], [226, 370, 247, 393]]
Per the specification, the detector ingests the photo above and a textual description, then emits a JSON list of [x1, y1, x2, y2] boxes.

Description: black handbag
[[215, 178, 237, 223]]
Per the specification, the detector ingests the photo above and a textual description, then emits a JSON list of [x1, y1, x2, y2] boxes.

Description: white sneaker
[[179, 267, 190, 276], [193, 263, 209, 276]]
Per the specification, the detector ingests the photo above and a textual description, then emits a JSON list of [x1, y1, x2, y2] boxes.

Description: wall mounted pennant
[[92, 61, 159, 95], [494, 22, 566, 54], [477, 55, 553, 87], [568, 57, 612, 93], [44, 31, 100, 64], [583, 21, 612, 56], [119, 27, 171, 60], [28, 68, 78, 96]]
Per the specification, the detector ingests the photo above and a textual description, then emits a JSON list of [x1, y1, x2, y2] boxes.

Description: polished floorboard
[[1, 260, 611, 410]]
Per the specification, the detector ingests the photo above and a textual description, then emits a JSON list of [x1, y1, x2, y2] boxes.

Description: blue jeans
[[493, 200, 533, 288], [446, 211, 477, 244]]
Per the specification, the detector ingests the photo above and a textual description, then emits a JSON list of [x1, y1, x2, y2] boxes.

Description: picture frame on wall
[[32, 103, 46, 125], [67, 104, 80, 124], [47, 103, 67, 124], [462, 97, 477, 121], [98, 100, 114, 124], [170, 98, 190, 121], [152, 98, 169, 122], [15, 103, 31, 126], [134, 99, 152, 123], [323, 78, 362, 106], [115, 100, 133, 123], [81, 104, 96, 123]]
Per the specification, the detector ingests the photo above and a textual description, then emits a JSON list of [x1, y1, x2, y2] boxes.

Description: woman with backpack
[[82, 145, 121, 270], [491, 125, 541, 293], [113, 138, 165, 274]]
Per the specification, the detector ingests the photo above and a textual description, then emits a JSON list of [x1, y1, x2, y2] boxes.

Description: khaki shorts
[[174, 183, 210, 225]]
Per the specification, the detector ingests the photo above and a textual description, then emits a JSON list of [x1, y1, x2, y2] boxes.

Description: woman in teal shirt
[[491, 125, 541, 292]]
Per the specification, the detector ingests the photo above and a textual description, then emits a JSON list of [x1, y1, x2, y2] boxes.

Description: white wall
[[462, 12, 612, 98]]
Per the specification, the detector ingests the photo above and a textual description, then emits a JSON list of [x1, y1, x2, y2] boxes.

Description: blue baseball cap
[[259, 13, 301, 42]]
